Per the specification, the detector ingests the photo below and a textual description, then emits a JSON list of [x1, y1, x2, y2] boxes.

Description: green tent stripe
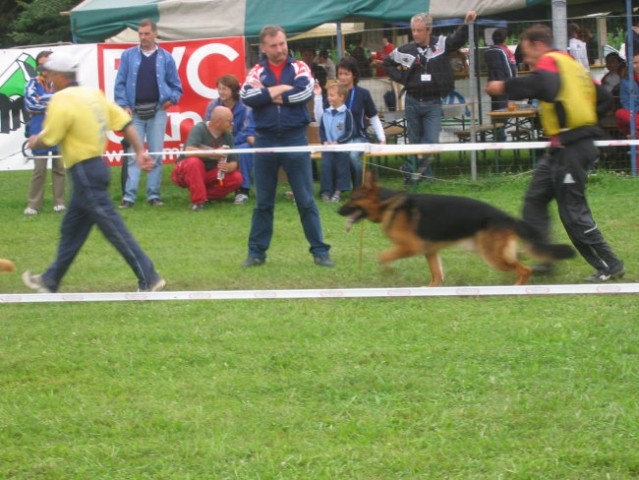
[[71, 0, 161, 43]]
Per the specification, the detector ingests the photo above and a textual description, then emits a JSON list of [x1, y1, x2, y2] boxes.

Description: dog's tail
[[514, 221, 576, 261], [0, 259, 16, 273]]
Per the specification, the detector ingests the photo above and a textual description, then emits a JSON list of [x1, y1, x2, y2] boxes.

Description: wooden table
[[487, 107, 538, 138], [488, 107, 539, 165]]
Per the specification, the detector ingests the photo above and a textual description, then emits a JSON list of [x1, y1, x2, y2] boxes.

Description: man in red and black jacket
[[239, 25, 333, 269]]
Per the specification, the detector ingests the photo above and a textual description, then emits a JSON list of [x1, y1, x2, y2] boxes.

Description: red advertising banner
[[97, 36, 246, 166]]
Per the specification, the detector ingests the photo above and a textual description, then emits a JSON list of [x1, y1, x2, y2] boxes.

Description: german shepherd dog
[[338, 173, 575, 286]]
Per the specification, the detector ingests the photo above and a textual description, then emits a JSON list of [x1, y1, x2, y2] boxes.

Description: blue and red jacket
[[240, 56, 313, 134]]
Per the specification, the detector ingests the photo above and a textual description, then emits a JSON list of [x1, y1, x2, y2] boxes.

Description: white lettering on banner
[[187, 44, 240, 99], [102, 48, 125, 100], [171, 46, 186, 71], [107, 130, 123, 145], [164, 146, 183, 162], [104, 149, 124, 165], [167, 110, 202, 141], [106, 110, 202, 145], [103, 146, 184, 165]]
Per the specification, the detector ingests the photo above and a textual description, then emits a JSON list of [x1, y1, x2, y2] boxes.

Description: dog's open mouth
[[345, 211, 363, 232]]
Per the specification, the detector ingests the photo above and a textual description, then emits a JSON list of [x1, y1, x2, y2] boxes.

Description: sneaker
[[53, 204, 66, 213], [192, 203, 204, 212], [24, 207, 38, 216], [584, 262, 625, 283], [320, 193, 331, 203], [313, 255, 335, 267], [241, 256, 265, 268], [138, 277, 166, 292], [22, 271, 52, 293], [234, 193, 249, 205], [119, 200, 134, 209], [148, 199, 164, 207], [330, 193, 341, 203]]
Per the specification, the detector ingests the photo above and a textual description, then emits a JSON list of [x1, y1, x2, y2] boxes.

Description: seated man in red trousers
[[171, 105, 243, 210]]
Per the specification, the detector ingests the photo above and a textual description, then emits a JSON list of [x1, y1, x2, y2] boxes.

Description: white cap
[[42, 51, 79, 73]]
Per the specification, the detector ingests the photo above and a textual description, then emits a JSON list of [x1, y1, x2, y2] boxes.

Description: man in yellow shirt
[[22, 51, 165, 293]]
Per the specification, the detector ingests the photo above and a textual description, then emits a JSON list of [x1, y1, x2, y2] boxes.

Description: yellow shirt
[[40, 86, 131, 168]]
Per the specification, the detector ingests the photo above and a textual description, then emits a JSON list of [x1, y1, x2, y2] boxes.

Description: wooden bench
[[384, 125, 405, 143], [454, 124, 504, 142]]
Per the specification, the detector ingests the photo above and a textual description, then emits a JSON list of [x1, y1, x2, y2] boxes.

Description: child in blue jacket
[[314, 83, 354, 202]]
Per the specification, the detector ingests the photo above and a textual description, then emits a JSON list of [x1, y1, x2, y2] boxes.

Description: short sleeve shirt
[[184, 122, 236, 168], [40, 86, 130, 168]]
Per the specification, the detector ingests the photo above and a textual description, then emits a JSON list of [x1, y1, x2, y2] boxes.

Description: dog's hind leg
[[477, 230, 532, 285]]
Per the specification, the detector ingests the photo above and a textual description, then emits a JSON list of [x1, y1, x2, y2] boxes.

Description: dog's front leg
[[425, 253, 444, 287]]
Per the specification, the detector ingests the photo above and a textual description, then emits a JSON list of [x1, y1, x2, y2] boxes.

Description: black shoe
[[119, 200, 134, 209], [313, 255, 335, 267], [241, 256, 265, 268], [138, 277, 166, 292], [400, 163, 413, 188], [584, 262, 625, 283], [148, 199, 164, 207], [191, 203, 204, 212]]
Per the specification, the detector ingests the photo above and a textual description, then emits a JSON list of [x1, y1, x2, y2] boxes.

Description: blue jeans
[[248, 128, 330, 259], [348, 136, 367, 190], [235, 142, 254, 191], [405, 95, 442, 176], [40, 157, 160, 292], [124, 109, 168, 203]]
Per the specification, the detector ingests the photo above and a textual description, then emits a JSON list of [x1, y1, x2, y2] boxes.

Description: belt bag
[[135, 102, 158, 120]]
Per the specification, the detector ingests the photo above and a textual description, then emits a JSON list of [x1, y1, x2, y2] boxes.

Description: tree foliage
[[1, 0, 83, 48]]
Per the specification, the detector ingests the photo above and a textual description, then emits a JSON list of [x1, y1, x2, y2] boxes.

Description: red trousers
[[615, 108, 639, 137], [171, 156, 243, 204]]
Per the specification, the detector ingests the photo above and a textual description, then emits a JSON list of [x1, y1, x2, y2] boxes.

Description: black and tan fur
[[338, 173, 575, 286]]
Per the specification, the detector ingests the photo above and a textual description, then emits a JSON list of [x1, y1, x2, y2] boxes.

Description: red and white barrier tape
[[17, 138, 639, 161], [1, 283, 637, 304]]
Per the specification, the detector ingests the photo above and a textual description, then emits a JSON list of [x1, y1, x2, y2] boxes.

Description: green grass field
[[1, 162, 639, 478]]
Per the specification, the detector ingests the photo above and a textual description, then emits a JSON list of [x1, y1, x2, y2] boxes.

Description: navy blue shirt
[[135, 50, 160, 104]]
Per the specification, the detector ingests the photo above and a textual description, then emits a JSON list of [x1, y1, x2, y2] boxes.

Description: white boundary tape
[[15, 138, 639, 161], [1, 283, 637, 303]]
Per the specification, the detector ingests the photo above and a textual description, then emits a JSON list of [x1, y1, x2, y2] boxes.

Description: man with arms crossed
[[240, 25, 333, 268]]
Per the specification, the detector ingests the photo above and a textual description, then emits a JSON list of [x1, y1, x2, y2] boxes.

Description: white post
[[468, 20, 477, 182], [551, 0, 568, 51]]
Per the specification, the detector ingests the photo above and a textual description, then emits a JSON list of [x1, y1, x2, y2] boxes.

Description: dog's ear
[[363, 171, 378, 189]]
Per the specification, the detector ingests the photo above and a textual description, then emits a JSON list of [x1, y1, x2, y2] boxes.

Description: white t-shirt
[[569, 38, 590, 71]]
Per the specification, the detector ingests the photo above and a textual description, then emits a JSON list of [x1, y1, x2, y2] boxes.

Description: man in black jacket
[[384, 10, 476, 183]]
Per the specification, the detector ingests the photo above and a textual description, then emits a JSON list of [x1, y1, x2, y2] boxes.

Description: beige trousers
[[27, 157, 66, 210]]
